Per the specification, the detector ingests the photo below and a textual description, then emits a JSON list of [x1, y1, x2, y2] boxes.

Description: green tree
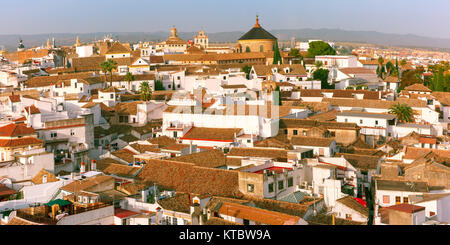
[[385, 61, 395, 76], [241, 65, 252, 79], [306, 41, 336, 58], [400, 59, 407, 66], [124, 72, 135, 91], [154, 80, 165, 91], [315, 61, 323, 69], [139, 81, 152, 101], [313, 68, 330, 89], [429, 67, 446, 91], [389, 103, 414, 123], [273, 41, 282, 65], [376, 57, 386, 79]]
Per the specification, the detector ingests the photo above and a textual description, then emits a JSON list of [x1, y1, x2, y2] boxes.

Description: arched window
[[245, 46, 250, 53], [260, 45, 264, 52]]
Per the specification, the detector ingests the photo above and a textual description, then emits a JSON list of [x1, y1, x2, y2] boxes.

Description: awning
[[45, 199, 72, 207]]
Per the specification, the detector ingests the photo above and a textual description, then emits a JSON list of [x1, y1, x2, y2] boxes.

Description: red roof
[[0, 184, 18, 197], [419, 137, 436, 144], [0, 123, 36, 137], [114, 208, 140, 219], [0, 137, 43, 147], [13, 116, 27, 122], [9, 95, 21, 103], [24, 105, 40, 115], [385, 204, 425, 214]]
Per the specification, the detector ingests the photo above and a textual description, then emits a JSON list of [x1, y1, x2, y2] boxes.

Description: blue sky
[[2, 0, 450, 39]]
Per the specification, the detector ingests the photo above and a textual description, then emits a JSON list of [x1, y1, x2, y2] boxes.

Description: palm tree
[[125, 72, 135, 91], [107, 59, 118, 87], [100, 61, 111, 85], [100, 59, 118, 87], [389, 103, 414, 123], [377, 56, 386, 79], [140, 81, 152, 101]]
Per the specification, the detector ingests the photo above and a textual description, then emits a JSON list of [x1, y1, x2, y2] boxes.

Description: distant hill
[[1, 28, 449, 52]]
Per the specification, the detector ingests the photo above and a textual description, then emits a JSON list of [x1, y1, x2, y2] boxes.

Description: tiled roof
[[323, 98, 427, 109], [111, 148, 136, 163], [384, 203, 425, 213], [171, 149, 227, 168], [6, 217, 42, 225], [254, 137, 292, 150], [335, 153, 380, 171], [291, 136, 334, 147], [23, 105, 40, 115], [147, 136, 177, 148], [9, 95, 21, 103], [336, 196, 369, 217], [31, 169, 59, 185], [227, 147, 288, 161], [97, 162, 140, 178], [72, 56, 105, 72], [161, 143, 190, 152], [119, 135, 139, 144], [404, 83, 431, 92], [218, 201, 300, 225], [376, 179, 429, 192], [137, 159, 242, 198], [157, 193, 191, 214], [114, 101, 143, 115], [0, 137, 43, 148], [404, 147, 450, 160], [0, 123, 36, 137], [205, 217, 243, 225], [24, 72, 93, 88], [60, 175, 114, 193], [106, 42, 131, 54], [280, 118, 359, 130], [129, 143, 161, 153], [339, 67, 376, 76], [0, 183, 18, 197], [181, 127, 242, 142]]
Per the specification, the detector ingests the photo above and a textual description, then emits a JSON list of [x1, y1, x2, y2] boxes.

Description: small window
[[268, 183, 274, 193], [288, 177, 293, 187], [70, 130, 75, 136], [110, 94, 114, 99], [383, 195, 390, 204], [278, 180, 284, 190], [375, 120, 378, 125], [293, 130, 298, 135], [247, 184, 254, 193], [284, 129, 288, 134], [345, 214, 352, 220], [403, 197, 408, 204], [395, 196, 401, 204], [360, 119, 363, 124]]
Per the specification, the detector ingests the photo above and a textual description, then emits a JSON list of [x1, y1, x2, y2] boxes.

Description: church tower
[[194, 30, 209, 49], [17, 39, 25, 51]]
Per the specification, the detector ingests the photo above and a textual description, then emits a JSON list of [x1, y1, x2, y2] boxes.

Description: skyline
[[1, 0, 450, 39]]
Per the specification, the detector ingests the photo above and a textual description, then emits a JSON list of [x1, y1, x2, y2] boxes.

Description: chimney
[[91, 160, 97, 171], [80, 162, 86, 173], [289, 60, 292, 65], [70, 172, 75, 180], [141, 190, 147, 203], [278, 60, 281, 65]]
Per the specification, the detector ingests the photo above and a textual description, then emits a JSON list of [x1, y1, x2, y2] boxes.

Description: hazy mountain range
[[1, 28, 450, 52]]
